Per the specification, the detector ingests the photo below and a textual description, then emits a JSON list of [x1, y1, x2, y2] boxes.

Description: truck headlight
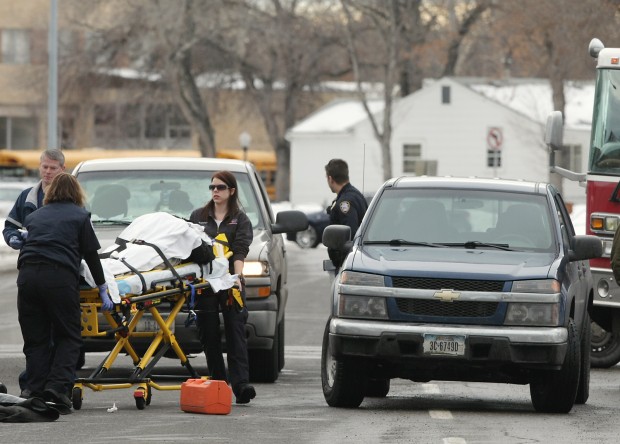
[[340, 271, 385, 286], [339, 295, 388, 319], [511, 279, 560, 294], [505, 303, 559, 326]]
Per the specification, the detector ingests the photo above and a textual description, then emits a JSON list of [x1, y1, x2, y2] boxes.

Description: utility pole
[[48, 0, 58, 149]]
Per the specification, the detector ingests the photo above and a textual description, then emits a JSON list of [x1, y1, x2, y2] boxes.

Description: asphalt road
[[2, 245, 620, 443]]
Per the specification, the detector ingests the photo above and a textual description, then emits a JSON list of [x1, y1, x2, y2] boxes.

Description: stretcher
[[74, 238, 234, 411]]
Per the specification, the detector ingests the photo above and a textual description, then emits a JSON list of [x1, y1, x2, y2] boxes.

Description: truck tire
[[576, 311, 591, 404], [530, 319, 580, 413], [249, 331, 279, 383], [590, 320, 620, 368], [321, 320, 366, 407]]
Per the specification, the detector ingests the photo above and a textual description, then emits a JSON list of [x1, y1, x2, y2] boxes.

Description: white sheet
[[81, 212, 236, 302]]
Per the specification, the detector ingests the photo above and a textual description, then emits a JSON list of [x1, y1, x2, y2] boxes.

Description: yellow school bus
[[0, 148, 276, 200]]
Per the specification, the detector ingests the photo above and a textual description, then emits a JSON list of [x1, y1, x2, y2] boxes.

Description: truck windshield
[[363, 188, 555, 251], [590, 69, 620, 175], [75, 169, 265, 229]]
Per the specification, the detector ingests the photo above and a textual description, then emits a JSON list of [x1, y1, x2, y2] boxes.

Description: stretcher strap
[[184, 283, 197, 327], [120, 257, 147, 293], [132, 239, 184, 288]]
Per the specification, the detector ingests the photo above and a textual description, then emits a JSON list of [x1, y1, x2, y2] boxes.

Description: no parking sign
[[487, 127, 503, 150]]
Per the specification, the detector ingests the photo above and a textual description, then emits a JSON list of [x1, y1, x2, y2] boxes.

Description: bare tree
[[341, 0, 404, 181], [65, 0, 224, 157], [210, 0, 350, 200], [441, 0, 493, 77]]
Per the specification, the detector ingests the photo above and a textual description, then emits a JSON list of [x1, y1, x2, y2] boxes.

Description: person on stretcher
[[190, 170, 256, 405]]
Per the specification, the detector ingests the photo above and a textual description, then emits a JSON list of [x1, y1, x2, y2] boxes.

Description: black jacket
[[189, 207, 253, 272], [328, 182, 368, 238], [18, 201, 104, 284]]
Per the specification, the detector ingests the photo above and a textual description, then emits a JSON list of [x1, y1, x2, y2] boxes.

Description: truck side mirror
[[545, 111, 564, 155]]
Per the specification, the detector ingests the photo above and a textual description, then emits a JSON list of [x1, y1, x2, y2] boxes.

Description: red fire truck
[[547, 38, 620, 368]]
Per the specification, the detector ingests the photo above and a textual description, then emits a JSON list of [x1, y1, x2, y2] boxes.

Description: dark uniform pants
[[195, 288, 249, 395], [17, 263, 82, 396]]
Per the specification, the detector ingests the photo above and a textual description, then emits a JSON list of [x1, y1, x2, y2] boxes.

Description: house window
[[403, 143, 422, 173], [2, 29, 30, 64], [168, 109, 191, 139], [145, 105, 166, 138], [442, 86, 451, 104], [0, 116, 38, 149], [487, 149, 501, 167]]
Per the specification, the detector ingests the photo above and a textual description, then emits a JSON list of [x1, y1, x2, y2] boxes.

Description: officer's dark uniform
[[327, 182, 368, 265], [189, 207, 253, 398], [3, 182, 44, 245], [17, 201, 104, 397]]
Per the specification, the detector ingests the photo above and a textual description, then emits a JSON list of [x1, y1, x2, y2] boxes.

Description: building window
[[442, 86, 451, 104], [2, 29, 30, 64], [487, 149, 501, 167], [0, 116, 38, 149], [403, 143, 422, 173]]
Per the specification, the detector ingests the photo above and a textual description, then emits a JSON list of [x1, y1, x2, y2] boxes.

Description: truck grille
[[395, 298, 498, 317], [391, 277, 504, 292]]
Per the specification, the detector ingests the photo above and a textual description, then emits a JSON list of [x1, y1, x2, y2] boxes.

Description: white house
[[287, 77, 592, 207]]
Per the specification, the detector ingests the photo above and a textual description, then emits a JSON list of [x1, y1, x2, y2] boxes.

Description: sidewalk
[[0, 243, 18, 273]]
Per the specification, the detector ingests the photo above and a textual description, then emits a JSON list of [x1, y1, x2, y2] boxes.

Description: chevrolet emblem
[[434, 289, 460, 302]]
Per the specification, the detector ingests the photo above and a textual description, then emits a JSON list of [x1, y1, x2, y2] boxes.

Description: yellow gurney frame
[[74, 277, 211, 410]]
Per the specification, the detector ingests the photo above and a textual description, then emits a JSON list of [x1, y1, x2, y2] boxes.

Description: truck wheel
[[249, 331, 279, 383], [321, 320, 366, 407], [576, 311, 591, 404], [590, 321, 620, 368], [530, 319, 580, 413]]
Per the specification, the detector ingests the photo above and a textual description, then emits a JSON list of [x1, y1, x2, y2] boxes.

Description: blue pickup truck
[[321, 176, 602, 413]]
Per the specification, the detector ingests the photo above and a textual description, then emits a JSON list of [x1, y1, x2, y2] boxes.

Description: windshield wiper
[[364, 239, 446, 248], [440, 241, 514, 251], [92, 219, 132, 225]]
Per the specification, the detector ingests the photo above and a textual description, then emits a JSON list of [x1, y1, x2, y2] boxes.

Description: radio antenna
[[362, 143, 366, 194]]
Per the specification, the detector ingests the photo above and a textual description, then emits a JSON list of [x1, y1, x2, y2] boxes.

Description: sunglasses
[[209, 184, 230, 191]]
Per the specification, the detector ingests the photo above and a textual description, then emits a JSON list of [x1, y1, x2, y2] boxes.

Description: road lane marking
[[429, 410, 453, 419], [443, 438, 467, 444]]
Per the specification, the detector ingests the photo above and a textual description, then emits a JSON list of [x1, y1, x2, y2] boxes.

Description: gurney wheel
[[0, 382, 7, 394], [134, 387, 147, 410], [135, 396, 146, 410], [145, 385, 152, 406], [72, 387, 83, 410]]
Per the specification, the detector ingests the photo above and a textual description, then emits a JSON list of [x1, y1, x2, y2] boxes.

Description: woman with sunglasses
[[189, 170, 255, 404]]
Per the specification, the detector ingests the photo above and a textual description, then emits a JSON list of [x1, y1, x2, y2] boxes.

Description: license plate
[[135, 317, 175, 333], [423, 334, 465, 356]]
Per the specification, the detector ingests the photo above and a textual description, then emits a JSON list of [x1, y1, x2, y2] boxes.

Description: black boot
[[235, 384, 256, 404]]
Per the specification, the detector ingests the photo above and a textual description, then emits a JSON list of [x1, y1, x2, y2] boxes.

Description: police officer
[[325, 159, 368, 267], [189, 170, 256, 404], [17, 173, 111, 410]]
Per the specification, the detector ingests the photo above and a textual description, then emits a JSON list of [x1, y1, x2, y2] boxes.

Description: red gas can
[[180, 379, 232, 415]]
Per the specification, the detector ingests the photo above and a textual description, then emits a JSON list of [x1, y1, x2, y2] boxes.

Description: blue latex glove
[[19, 230, 28, 240], [98, 283, 114, 311], [8, 236, 23, 250]]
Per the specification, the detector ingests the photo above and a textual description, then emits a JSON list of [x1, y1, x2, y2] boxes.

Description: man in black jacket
[[324, 159, 368, 268]]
